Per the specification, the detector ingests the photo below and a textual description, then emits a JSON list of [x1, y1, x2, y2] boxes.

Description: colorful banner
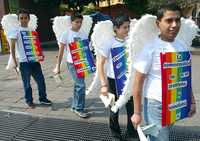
[[111, 46, 128, 96], [160, 51, 192, 127], [20, 31, 44, 62], [69, 39, 96, 78]]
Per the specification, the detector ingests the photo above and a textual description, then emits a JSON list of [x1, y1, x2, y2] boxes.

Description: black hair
[[71, 12, 83, 22], [17, 9, 30, 19], [157, 2, 182, 21], [112, 15, 130, 28]]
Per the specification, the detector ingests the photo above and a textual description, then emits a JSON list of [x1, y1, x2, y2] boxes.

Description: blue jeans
[[66, 62, 86, 111], [19, 62, 47, 103], [144, 98, 170, 141]]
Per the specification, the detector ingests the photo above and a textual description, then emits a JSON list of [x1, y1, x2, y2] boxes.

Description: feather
[[176, 18, 198, 48], [91, 20, 114, 56], [1, 14, 38, 70], [80, 15, 93, 37], [52, 16, 71, 41]]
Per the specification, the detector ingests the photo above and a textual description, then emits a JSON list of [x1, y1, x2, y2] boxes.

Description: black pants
[[107, 77, 138, 139]]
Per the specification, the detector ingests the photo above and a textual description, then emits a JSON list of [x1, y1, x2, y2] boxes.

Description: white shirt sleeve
[[59, 32, 68, 45], [7, 29, 18, 39], [133, 45, 153, 74]]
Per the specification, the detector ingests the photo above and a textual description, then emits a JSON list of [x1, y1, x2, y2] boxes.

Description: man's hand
[[131, 113, 142, 129], [100, 85, 108, 97], [188, 103, 196, 117], [53, 65, 60, 75]]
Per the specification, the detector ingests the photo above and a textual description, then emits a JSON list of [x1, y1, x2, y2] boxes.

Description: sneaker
[[74, 110, 90, 118], [40, 99, 52, 105], [70, 108, 75, 112], [26, 102, 36, 108]]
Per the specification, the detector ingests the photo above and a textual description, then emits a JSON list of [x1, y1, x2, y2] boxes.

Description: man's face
[[18, 13, 30, 27], [115, 21, 130, 39], [71, 18, 83, 31], [156, 10, 181, 42]]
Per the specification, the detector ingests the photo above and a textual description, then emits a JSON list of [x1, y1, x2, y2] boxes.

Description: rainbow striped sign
[[160, 51, 192, 127], [111, 46, 128, 96], [69, 39, 96, 78], [21, 31, 44, 62]]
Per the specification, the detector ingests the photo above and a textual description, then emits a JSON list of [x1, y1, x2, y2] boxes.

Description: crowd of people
[[2, 1, 197, 141]]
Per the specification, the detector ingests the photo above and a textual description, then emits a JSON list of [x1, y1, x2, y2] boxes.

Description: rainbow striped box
[[111, 46, 128, 96], [69, 39, 96, 78], [21, 31, 44, 62], [160, 51, 192, 127]]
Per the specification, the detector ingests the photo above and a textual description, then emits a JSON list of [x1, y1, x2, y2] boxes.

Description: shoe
[[39, 99, 52, 105], [70, 108, 75, 112], [74, 110, 90, 118], [26, 102, 35, 108]]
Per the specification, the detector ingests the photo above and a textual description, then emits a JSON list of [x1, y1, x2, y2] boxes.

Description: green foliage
[[146, 0, 182, 14], [82, 4, 97, 15], [123, 0, 183, 16], [123, 0, 148, 16]]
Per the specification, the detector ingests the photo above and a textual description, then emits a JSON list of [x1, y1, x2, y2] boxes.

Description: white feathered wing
[[52, 15, 93, 42], [86, 20, 114, 95], [1, 14, 38, 70]]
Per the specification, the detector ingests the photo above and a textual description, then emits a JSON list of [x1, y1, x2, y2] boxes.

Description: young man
[[53, 13, 89, 118], [131, 2, 196, 141], [97, 15, 139, 141], [8, 9, 51, 108]]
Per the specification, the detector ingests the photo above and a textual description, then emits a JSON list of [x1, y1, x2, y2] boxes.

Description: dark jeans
[[19, 62, 47, 103], [107, 77, 138, 139]]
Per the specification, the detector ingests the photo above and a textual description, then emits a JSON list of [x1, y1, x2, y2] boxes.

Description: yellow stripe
[[170, 53, 177, 123]]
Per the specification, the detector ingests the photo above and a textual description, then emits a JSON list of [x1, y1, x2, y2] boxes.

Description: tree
[[123, 0, 148, 16], [63, 0, 99, 12]]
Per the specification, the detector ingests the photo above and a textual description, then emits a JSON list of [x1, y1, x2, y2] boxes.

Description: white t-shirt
[[59, 29, 87, 63], [133, 37, 189, 102], [8, 26, 33, 62], [97, 37, 126, 79]]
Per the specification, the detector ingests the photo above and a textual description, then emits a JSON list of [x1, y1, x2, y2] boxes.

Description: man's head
[[113, 15, 130, 39], [71, 13, 83, 32], [156, 2, 182, 42], [17, 9, 30, 27]]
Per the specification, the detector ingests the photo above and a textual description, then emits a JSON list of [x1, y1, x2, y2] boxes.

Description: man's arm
[[188, 90, 196, 117], [10, 39, 17, 68], [97, 55, 108, 96], [53, 43, 65, 74], [131, 70, 146, 128]]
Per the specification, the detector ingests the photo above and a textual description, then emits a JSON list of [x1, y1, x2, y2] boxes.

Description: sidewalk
[[0, 50, 200, 140]]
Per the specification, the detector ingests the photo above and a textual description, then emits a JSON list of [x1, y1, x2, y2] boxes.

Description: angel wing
[[52, 15, 93, 41], [52, 16, 71, 41], [80, 15, 93, 37], [86, 20, 114, 95], [176, 18, 199, 48], [1, 14, 38, 70], [1, 14, 37, 35], [111, 14, 198, 113]]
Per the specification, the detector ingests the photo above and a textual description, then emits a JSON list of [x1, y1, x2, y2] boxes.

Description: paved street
[[0, 49, 200, 140]]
